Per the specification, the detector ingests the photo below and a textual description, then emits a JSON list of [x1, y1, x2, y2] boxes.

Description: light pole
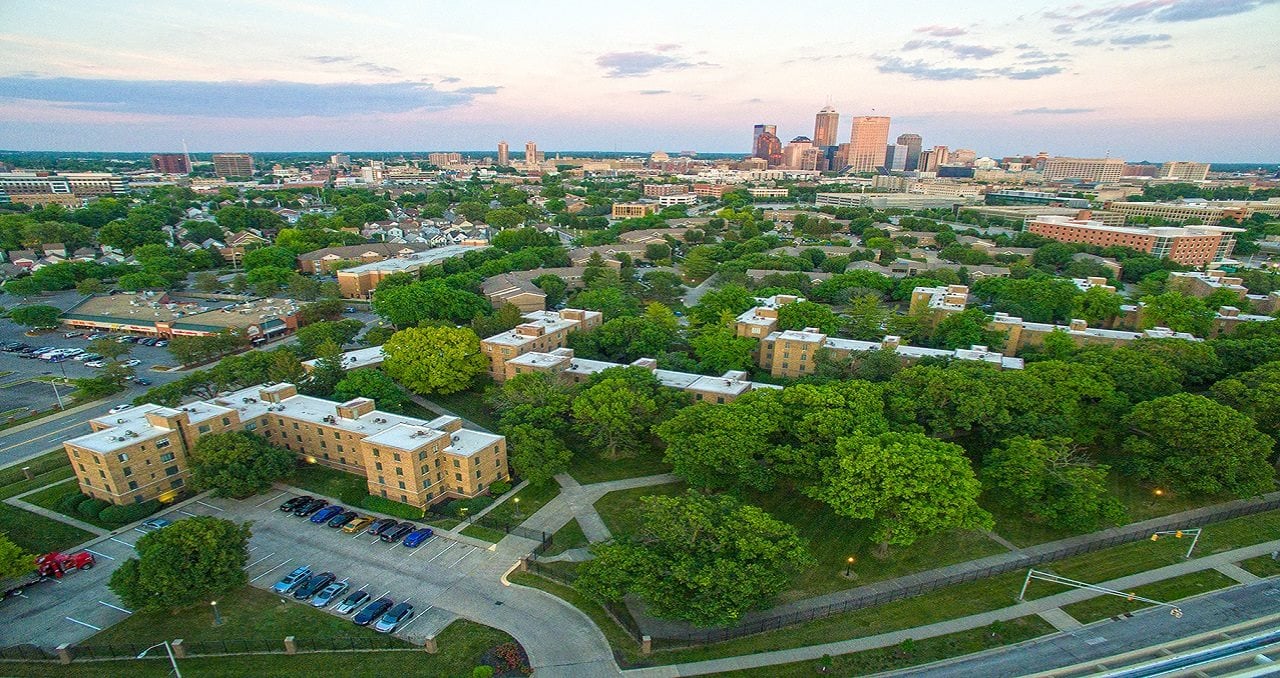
[[137, 640, 181, 677], [512, 497, 521, 519], [844, 556, 855, 577], [460, 507, 469, 524], [49, 380, 64, 409], [211, 600, 222, 626]]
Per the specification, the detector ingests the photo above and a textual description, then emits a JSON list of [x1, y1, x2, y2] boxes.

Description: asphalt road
[[889, 577, 1280, 678]]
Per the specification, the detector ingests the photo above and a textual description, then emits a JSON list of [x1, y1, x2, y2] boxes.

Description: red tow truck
[[1, 551, 96, 598]]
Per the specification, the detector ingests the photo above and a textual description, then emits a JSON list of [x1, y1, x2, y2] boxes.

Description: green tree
[[382, 326, 486, 395], [572, 374, 658, 459], [8, 305, 61, 329], [690, 318, 757, 373], [843, 294, 890, 340], [488, 372, 574, 433], [1139, 292, 1214, 337], [504, 423, 572, 485], [267, 349, 306, 384], [1122, 393, 1276, 497], [193, 271, 222, 293], [74, 278, 104, 295], [644, 242, 671, 261], [931, 308, 1002, 350], [295, 319, 363, 358], [570, 286, 641, 320], [246, 266, 295, 296], [531, 275, 567, 308], [689, 284, 754, 325], [190, 432, 294, 498], [983, 437, 1126, 532], [657, 397, 784, 491], [569, 315, 677, 363], [1075, 345, 1182, 402], [242, 246, 298, 271], [334, 369, 406, 412], [808, 431, 993, 556], [470, 303, 524, 339], [0, 534, 33, 580], [776, 300, 842, 334], [109, 516, 250, 611], [1210, 361, 1280, 440], [575, 491, 813, 627], [1072, 286, 1124, 326], [304, 339, 345, 396]]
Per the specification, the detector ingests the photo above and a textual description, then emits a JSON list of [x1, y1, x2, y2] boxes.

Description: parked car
[[342, 515, 374, 534], [86, 360, 107, 368], [108, 404, 132, 414], [279, 495, 313, 512], [85, 333, 106, 340], [334, 590, 370, 615], [402, 528, 434, 548], [311, 581, 349, 608], [154, 340, 168, 347], [138, 518, 171, 532], [366, 517, 397, 536], [381, 522, 415, 543], [63, 332, 82, 338], [353, 597, 393, 626], [270, 566, 312, 594], [373, 603, 414, 633], [132, 377, 152, 386], [309, 505, 345, 524], [293, 499, 328, 517], [73, 353, 102, 362], [123, 359, 142, 367], [292, 572, 336, 600], [115, 336, 132, 343], [327, 510, 358, 529], [344, 307, 356, 313]]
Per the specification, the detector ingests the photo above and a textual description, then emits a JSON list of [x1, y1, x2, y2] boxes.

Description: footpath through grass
[[543, 517, 589, 556], [569, 448, 672, 484]]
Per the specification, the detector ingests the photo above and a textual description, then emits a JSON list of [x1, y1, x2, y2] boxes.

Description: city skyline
[[1, 1, 1278, 159]]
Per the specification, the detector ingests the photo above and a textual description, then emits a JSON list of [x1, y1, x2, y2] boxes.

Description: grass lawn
[[0, 501, 93, 553], [1196, 509, 1280, 555], [544, 518, 589, 556], [0, 449, 72, 488], [403, 387, 502, 433], [594, 480, 1004, 602], [568, 448, 672, 485], [475, 480, 561, 530], [288, 462, 422, 520], [460, 523, 507, 542], [0, 463, 75, 501], [1113, 474, 1220, 523], [718, 616, 1055, 677], [509, 571, 646, 665], [22, 479, 130, 530], [1238, 555, 1280, 578], [1059, 569, 1237, 624], [981, 492, 1076, 548]]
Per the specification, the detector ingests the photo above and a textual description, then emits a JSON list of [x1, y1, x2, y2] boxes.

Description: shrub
[[58, 491, 87, 514], [361, 495, 422, 520], [488, 480, 512, 496], [438, 495, 495, 518], [77, 497, 110, 519], [99, 500, 161, 526], [472, 667, 494, 678]]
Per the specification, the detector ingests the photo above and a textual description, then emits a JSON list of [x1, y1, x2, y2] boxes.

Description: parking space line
[[376, 589, 391, 600], [249, 557, 291, 582], [98, 601, 132, 614], [84, 549, 114, 561], [426, 542, 456, 563], [65, 617, 101, 631], [178, 509, 197, 517], [400, 596, 412, 605], [446, 550, 470, 568], [397, 609, 426, 633], [386, 541, 400, 552], [109, 537, 135, 549], [255, 492, 288, 508], [246, 552, 276, 569], [248, 546, 257, 552], [195, 500, 224, 511], [370, 537, 382, 545]]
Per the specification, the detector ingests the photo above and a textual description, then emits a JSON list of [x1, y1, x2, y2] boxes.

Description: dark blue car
[[402, 527, 434, 548], [353, 597, 393, 626], [309, 505, 345, 524]]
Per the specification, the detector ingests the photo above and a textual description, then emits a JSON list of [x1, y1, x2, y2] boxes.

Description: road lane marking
[[249, 557, 291, 582], [255, 492, 287, 508], [65, 617, 101, 631], [109, 537, 135, 548], [84, 549, 114, 561], [426, 542, 456, 563], [0, 420, 88, 453], [195, 500, 224, 511], [98, 601, 132, 614], [246, 552, 276, 569]]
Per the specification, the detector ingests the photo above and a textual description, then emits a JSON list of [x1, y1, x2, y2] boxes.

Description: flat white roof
[[302, 345, 385, 370], [338, 244, 487, 274]]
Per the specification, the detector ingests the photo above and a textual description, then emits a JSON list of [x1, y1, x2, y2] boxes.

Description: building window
[[434, 458, 440, 468], [160, 452, 175, 463], [170, 478, 184, 489], [319, 440, 326, 448], [99, 469, 106, 479], [295, 435, 302, 442], [372, 449, 380, 457], [475, 469, 481, 478], [123, 466, 132, 477], [375, 461, 382, 471], [134, 495, 144, 504], [395, 467, 403, 476], [455, 472, 462, 481], [164, 465, 179, 476], [198, 425, 211, 433], [117, 453, 129, 462], [392, 452, 400, 462], [222, 417, 231, 426], [495, 458, 501, 468], [128, 480, 138, 490], [292, 422, 299, 430], [398, 481, 405, 490], [337, 444, 344, 452], [452, 459, 460, 468], [156, 438, 171, 449]]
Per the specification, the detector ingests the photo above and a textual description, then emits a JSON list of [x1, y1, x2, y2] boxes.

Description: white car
[[73, 353, 101, 362], [108, 404, 132, 414], [123, 359, 142, 367], [84, 360, 105, 368]]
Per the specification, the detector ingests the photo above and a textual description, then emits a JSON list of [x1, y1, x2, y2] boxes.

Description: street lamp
[[460, 507, 469, 524], [844, 556, 856, 577], [211, 600, 222, 626], [513, 497, 521, 519], [137, 640, 181, 677]]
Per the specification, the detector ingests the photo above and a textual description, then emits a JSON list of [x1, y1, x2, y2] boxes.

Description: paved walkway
[[621, 538, 1280, 677], [1214, 562, 1262, 584], [507, 473, 681, 548], [1036, 606, 1083, 632], [984, 530, 1021, 552], [5, 481, 108, 536]]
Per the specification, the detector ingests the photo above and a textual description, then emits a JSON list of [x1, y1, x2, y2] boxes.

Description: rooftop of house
[[482, 309, 600, 347], [297, 242, 432, 261], [338, 244, 487, 275]]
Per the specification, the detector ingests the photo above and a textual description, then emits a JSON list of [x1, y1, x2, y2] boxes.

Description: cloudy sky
[[1, 0, 1278, 160]]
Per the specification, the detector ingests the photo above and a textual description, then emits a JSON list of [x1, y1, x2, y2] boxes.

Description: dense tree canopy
[[383, 326, 487, 395], [983, 437, 1126, 532], [109, 516, 250, 611], [190, 432, 294, 498]]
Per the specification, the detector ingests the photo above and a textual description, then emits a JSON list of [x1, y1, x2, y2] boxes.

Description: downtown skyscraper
[[842, 116, 890, 173], [813, 105, 839, 149]]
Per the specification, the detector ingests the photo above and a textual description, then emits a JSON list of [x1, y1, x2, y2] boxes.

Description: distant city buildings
[[751, 124, 783, 167], [211, 153, 254, 177], [841, 116, 891, 173], [525, 141, 539, 165], [1042, 156, 1125, 183], [1160, 161, 1211, 182], [896, 133, 923, 171], [427, 152, 463, 166], [150, 153, 189, 174], [1026, 215, 1241, 265], [497, 141, 509, 166], [813, 106, 839, 149]]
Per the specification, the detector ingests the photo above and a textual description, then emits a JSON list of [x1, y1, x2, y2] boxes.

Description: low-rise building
[[297, 242, 432, 274], [336, 244, 488, 298], [908, 284, 970, 317], [747, 187, 790, 199], [63, 383, 507, 508], [611, 203, 658, 219], [480, 308, 603, 381], [734, 294, 802, 340], [481, 273, 548, 312], [991, 313, 1200, 355], [657, 193, 698, 207], [758, 328, 1022, 378], [1167, 270, 1248, 301], [61, 293, 299, 339], [567, 243, 649, 267], [1026, 215, 1241, 266]]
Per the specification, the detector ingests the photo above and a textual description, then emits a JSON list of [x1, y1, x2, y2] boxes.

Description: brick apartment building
[[1025, 215, 1242, 266], [64, 383, 507, 508], [480, 308, 604, 381]]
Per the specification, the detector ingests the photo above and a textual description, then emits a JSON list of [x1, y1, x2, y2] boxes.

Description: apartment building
[[1167, 270, 1248, 301], [747, 187, 789, 199], [64, 383, 507, 508], [657, 193, 698, 206], [734, 294, 802, 340], [0, 171, 128, 197], [758, 328, 1022, 378], [481, 273, 548, 312], [908, 284, 970, 318], [297, 242, 432, 274], [1104, 201, 1250, 223], [336, 244, 487, 298], [212, 153, 254, 177], [642, 184, 690, 197], [1026, 215, 1241, 266], [480, 308, 603, 381], [991, 313, 1199, 355], [1160, 162, 1211, 182], [1042, 157, 1125, 183], [693, 183, 733, 198], [611, 203, 658, 219]]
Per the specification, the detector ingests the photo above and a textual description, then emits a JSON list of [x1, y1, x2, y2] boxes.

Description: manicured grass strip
[[717, 616, 1056, 677], [0, 465, 76, 500], [569, 449, 672, 485], [0, 448, 72, 487], [0, 502, 94, 553], [1058, 570, 1237, 624], [11, 617, 512, 677], [509, 571, 645, 664], [475, 480, 560, 530], [1238, 555, 1280, 578], [1196, 509, 1280, 555], [594, 481, 685, 536], [543, 518, 588, 556], [460, 523, 507, 543]]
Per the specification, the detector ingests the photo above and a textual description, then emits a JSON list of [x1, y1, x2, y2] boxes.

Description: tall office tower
[[782, 136, 816, 169], [918, 146, 950, 173], [753, 131, 783, 167], [845, 116, 891, 173], [884, 144, 908, 172], [497, 141, 510, 166], [813, 105, 839, 149], [896, 133, 923, 171], [525, 141, 538, 165], [150, 153, 190, 174], [752, 124, 777, 152], [1160, 161, 1211, 181], [211, 153, 254, 177], [329, 153, 351, 168]]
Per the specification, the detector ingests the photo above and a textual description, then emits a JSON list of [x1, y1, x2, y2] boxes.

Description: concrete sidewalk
[[621, 539, 1280, 677]]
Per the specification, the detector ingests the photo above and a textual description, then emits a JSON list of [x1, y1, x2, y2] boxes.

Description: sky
[[1, 0, 1279, 161]]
